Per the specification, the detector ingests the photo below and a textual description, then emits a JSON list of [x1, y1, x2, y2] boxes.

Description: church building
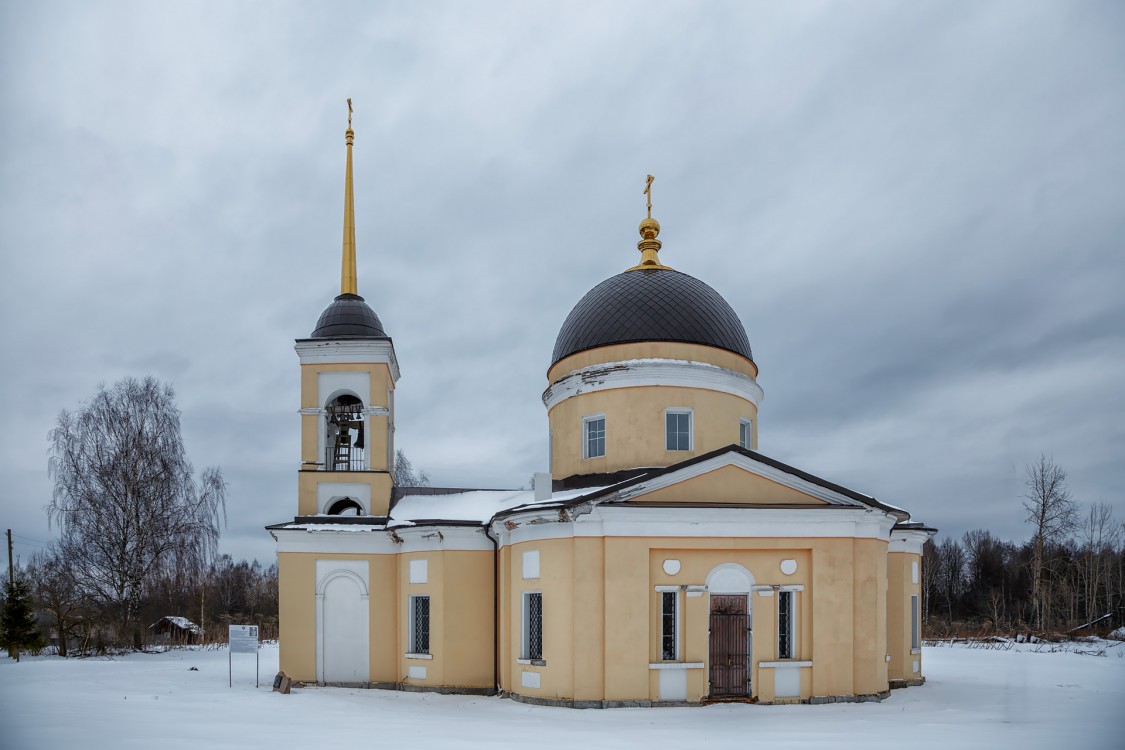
[[268, 108, 935, 706]]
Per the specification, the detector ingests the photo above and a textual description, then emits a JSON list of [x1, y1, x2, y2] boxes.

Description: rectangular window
[[523, 592, 543, 661], [911, 594, 920, 650], [661, 591, 678, 660], [666, 410, 692, 451], [739, 418, 753, 449], [778, 590, 794, 659], [583, 416, 605, 459], [409, 595, 430, 655]]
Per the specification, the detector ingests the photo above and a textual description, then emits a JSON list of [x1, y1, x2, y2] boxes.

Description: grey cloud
[[2, 1, 1122, 568]]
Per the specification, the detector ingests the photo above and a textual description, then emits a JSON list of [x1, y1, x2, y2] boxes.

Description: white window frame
[[777, 589, 797, 660], [521, 591, 544, 662], [408, 594, 430, 655], [582, 414, 606, 460], [657, 586, 680, 661], [665, 408, 693, 451], [739, 418, 753, 450]]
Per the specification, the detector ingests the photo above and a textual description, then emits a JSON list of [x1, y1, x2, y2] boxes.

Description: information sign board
[[229, 624, 259, 654], [228, 625, 260, 687]]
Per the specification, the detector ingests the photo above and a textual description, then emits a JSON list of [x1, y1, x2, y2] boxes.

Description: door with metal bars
[[709, 594, 751, 698]]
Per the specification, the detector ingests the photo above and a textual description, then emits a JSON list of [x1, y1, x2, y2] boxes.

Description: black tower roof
[[551, 269, 752, 365], [309, 293, 389, 339]]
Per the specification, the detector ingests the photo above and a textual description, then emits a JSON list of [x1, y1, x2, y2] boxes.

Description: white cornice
[[492, 504, 896, 548], [294, 339, 401, 382], [272, 524, 491, 554], [542, 358, 763, 411], [298, 406, 390, 416], [889, 529, 933, 554]]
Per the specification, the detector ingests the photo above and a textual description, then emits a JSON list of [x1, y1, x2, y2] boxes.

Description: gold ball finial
[[639, 216, 660, 240]]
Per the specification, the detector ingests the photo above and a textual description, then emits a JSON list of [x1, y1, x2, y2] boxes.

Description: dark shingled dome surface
[[310, 293, 388, 339], [552, 269, 753, 365]]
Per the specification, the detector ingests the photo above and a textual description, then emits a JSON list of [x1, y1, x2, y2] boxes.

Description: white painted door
[[320, 574, 369, 683]]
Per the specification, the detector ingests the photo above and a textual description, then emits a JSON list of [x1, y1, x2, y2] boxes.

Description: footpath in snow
[[1, 640, 1123, 749]]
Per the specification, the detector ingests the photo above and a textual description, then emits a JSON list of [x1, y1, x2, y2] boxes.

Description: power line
[[11, 533, 51, 545]]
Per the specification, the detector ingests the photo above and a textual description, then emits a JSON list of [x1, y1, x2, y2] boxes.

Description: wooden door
[[709, 594, 749, 698]]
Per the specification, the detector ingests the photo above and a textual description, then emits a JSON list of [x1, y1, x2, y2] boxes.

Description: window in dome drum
[[739, 418, 753, 449], [583, 415, 605, 459], [666, 410, 692, 451]]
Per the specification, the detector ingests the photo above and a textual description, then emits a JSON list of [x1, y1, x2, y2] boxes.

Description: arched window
[[325, 395, 365, 471]]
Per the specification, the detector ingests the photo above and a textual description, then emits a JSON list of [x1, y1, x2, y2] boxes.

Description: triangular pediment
[[596, 448, 871, 509], [623, 464, 829, 506]]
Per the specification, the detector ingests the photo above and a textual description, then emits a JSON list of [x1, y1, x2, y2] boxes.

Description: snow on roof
[[390, 486, 605, 525], [151, 616, 203, 634]]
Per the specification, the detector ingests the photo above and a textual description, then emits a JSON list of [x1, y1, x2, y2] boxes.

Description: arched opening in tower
[[326, 394, 365, 471], [326, 497, 363, 516]]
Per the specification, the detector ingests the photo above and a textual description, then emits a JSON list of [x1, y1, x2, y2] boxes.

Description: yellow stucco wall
[[297, 361, 396, 517], [887, 551, 923, 682], [299, 362, 395, 469], [632, 465, 828, 506], [277, 548, 492, 689], [501, 534, 887, 704], [438, 551, 495, 689], [278, 552, 317, 681], [549, 341, 758, 382], [549, 386, 758, 479], [296, 470, 393, 516]]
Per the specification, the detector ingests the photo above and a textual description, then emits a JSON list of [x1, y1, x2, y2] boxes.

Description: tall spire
[[629, 174, 672, 271], [341, 98, 358, 296]]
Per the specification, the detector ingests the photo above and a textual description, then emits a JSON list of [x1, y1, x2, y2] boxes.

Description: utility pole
[[6, 529, 13, 660], [6, 529, 12, 589]]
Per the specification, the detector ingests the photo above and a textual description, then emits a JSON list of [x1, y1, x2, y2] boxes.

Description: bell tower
[[293, 100, 399, 517]]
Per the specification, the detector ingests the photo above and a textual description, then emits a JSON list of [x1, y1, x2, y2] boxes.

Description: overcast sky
[[1, 0, 1123, 568]]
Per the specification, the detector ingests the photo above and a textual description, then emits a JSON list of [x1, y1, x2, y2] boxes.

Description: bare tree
[[393, 448, 430, 487], [47, 377, 226, 648], [937, 537, 966, 627], [28, 546, 84, 657], [1078, 502, 1120, 624], [1022, 455, 1078, 631]]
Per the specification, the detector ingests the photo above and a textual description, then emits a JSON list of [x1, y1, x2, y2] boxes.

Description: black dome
[[310, 293, 388, 339], [552, 269, 752, 365]]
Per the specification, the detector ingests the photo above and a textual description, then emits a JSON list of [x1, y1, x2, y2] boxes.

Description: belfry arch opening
[[326, 497, 364, 516], [326, 394, 365, 471]]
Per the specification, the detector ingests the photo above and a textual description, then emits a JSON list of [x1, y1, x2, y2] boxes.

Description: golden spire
[[340, 98, 358, 296], [629, 173, 672, 271]]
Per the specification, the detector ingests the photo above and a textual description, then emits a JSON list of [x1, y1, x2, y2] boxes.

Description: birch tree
[[47, 377, 226, 648], [1022, 455, 1077, 631]]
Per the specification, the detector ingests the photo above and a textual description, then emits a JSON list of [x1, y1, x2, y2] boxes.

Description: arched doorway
[[705, 563, 755, 699], [317, 569, 369, 684]]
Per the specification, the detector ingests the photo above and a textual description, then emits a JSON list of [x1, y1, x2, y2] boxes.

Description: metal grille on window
[[586, 418, 605, 458], [778, 591, 793, 659], [666, 412, 690, 450], [527, 593, 543, 660], [412, 596, 430, 654], [661, 591, 677, 660]]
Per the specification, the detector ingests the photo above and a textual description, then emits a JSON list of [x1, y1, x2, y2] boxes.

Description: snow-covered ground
[[2, 641, 1122, 749]]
